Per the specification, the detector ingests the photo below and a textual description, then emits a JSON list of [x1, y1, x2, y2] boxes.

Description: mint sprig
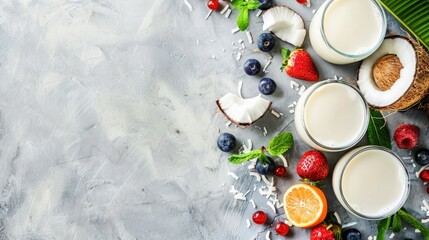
[[228, 132, 294, 164], [377, 209, 429, 239], [231, 0, 260, 31], [367, 109, 392, 149]]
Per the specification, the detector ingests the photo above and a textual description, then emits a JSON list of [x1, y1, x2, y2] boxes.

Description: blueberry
[[217, 133, 236, 152], [258, 0, 273, 10], [342, 229, 361, 240], [257, 33, 276, 52], [415, 148, 429, 166], [258, 78, 277, 95], [243, 59, 261, 76], [256, 157, 275, 175]]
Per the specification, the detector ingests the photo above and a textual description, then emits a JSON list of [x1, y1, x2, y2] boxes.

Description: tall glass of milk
[[294, 80, 369, 152], [309, 0, 387, 64], [333, 146, 410, 219]]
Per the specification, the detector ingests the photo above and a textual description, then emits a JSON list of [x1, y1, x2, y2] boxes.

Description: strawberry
[[310, 213, 342, 240], [393, 124, 419, 149], [297, 150, 329, 181], [420, 170, 429, 182], [281, 48, 319, 81]]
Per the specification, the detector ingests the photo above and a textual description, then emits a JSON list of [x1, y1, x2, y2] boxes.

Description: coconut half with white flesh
[[216, 93, 272, 126], [262, 6, 306, 47], [358, 35, 429, 111]]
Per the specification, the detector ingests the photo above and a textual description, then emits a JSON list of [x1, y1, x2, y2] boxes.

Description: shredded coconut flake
[[225, 121, 232, 127], [290, 81, 300, 90], [263, 127, 268, 136], [238, 80, 243, 98], [284, 220, 292, 226], [342, 222, 357, 228], [389, 233, 394, 239], [423, 199, 429, 211], [246, 31, 253, 44], [228, 172, 239, 180], [306, 0, 311, 7], [236, 52, 242, 61], [263, 60, 271, 73], [225, 9, 232, 18], [265, 231, 271, 240], [183, 0, 193, 12], [219, 182, 226, 188], [234, 193, 246, 201], [312, 9, 316, 14], [278, 154, 288, 167], [415, 229, 421, 233], [289, 109, 295, 114], [250, 172, 261, 182], [422, 218, 429, 223], [220, 4, 229, 14], [205, 10, 213, 20], [271, 109, 280, 118], [250, 199, 256, 208], [256, 9, 263, 17], [368, 236, 373, 240], [298, 85, 306, 95], [333, 212, 342, 224], [248, 164, 255, 169], [246, 219, 251, 228]]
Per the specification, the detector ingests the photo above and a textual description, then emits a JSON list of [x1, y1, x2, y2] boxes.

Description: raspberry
[[393, 124, 419, 149]]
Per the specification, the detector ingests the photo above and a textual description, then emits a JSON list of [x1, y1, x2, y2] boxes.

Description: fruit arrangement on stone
[[207, 0, 429, 239]]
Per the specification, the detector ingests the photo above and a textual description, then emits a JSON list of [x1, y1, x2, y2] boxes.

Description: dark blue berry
[[342, 229, 362, 240], [258, 0, 273, 10], [243, 59, 261, 76], [257, 33, 276, 52], [217, 133, 236, 152], [415, 148, 429, 166], [258, 78, 277, 95], [256, 157, 275, 175]]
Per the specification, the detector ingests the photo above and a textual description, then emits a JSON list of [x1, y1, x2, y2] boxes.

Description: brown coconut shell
[[360, 35, 429, 111], [373, 54, 403, 91]]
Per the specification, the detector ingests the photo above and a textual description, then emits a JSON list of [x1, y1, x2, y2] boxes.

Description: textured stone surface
[[0, 0, 427, 239]]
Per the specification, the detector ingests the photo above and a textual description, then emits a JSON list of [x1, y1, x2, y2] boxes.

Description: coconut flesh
[[262, 6, 306, 47], [216, 93, 272, 126], [357, 36, 429, 111]]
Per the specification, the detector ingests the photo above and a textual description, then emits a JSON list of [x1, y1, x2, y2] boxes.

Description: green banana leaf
[[377, 0, 429, 50]]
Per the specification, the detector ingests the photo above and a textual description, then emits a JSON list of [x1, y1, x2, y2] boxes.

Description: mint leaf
[[377, 216, 391, 240], [391, 212, 402, 232], [231, 0, 247, 9], [246, 0, 260, 10], [367, 109, 392, 149], [237, 8, 249, 31], [398, 209, 429, 239], [267, 132, 294, 156], [281, 48, 291, 59], [228, 149, 262, 164]]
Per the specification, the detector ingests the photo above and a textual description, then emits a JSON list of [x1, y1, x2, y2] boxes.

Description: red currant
[[207, 0, 219, 10], [275, 222, 290, 236], [274, 166, 287, 177], [252, 211, 267, 224], [296, 0, 307, 4]]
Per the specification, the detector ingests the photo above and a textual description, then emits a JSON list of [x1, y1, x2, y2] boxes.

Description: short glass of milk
[[309, 0, 387, 64], [294, 80, 369, 152], [333, 146, 410, 219]]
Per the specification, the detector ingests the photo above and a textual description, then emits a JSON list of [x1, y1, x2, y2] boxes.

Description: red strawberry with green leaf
[[281, 48, 319, 81], [297, 150, 329, 181], [310, 212, 342, 240]]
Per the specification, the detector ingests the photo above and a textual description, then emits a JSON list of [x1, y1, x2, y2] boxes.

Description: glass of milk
[[309, 0, 387, 64], [294, 80, 369, 152], [333, 146, 410, 219]]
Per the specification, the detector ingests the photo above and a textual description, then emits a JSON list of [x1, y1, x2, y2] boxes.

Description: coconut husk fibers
[[375, 36, 429, 111]]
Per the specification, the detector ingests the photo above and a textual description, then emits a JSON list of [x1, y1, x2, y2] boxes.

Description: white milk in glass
[[294, 80, 368, 152], [333, 146, 409, 219], [309, 0, 386, 64]]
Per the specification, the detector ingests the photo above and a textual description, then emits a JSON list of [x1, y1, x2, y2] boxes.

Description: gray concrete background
[[0, 0, 427, 239]]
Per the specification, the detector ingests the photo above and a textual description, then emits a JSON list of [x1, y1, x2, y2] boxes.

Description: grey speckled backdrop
[[0, 0, 427, 239]]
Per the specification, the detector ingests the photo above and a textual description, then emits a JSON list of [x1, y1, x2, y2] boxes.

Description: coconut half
[[216, 93, 272, 126], [262, 6, 306, 47], [357, 35, 429, 111]]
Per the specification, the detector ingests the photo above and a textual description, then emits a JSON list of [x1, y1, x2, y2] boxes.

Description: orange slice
[[283, 183, 328, 228]]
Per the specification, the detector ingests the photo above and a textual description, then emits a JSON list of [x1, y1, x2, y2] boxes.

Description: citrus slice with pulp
[[283, 183, 328, 228]]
